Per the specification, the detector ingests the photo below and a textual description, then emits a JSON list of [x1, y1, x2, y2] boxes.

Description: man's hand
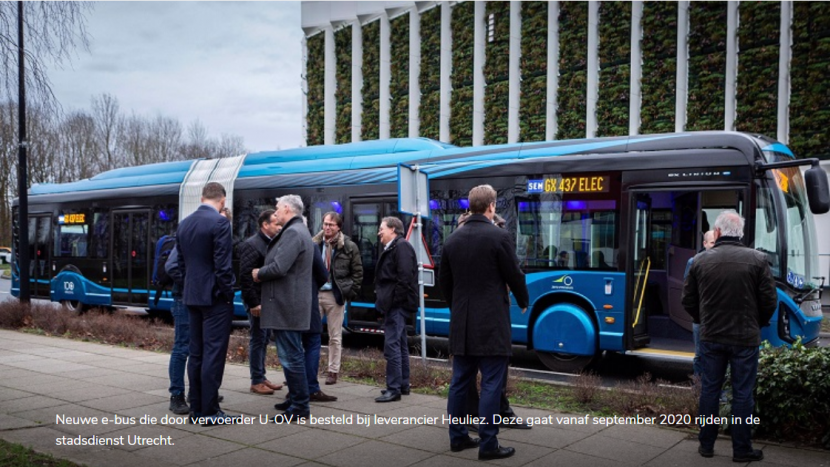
[[250, 305, 262, 317], [252, 268, 260, 282]]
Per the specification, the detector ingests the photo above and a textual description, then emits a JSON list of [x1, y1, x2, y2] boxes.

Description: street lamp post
[[17, 0, 30, 303]]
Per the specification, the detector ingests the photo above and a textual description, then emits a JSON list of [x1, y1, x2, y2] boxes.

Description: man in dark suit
[[176, 182, 236, 425], [439, 184, 529, 461]]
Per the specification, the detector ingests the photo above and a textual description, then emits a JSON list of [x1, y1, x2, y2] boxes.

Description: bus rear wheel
[[61, 300, 88, 314], [536, 351, 596, 374]]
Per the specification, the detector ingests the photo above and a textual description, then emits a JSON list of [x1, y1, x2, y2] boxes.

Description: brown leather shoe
[[262, 379, 283, 391], [325, 372, 337, 385], [250, 383, 275, 395], [309, 390, 338, 402]]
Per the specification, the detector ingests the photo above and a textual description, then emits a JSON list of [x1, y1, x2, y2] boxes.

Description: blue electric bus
[[11, 132, 829, 371]]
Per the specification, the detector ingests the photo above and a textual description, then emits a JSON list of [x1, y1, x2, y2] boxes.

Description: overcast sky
[[47, 1, 304, 152]]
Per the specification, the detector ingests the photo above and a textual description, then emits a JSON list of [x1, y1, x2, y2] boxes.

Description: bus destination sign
[[527, 175, 609, 194], [59, 213, 86, 225]]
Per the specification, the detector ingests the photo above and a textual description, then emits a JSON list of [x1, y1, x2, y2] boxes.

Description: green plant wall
[[450, 2, 475, 146], [735, 2, 779, 138], [596, 2, 631, 137], [557, 2, 588, 140], [519, 2, 548, 142], [335, 26, 352, 144], [640, 2, 677, 134], [790, 3, 830, 160], [361, 20, 381, 141], [390, 13, 410, 139], [306, 33, 325, 146], [686, 2, 726, 131], [485, 2, 512, 144], [419, 7, 442, 141]]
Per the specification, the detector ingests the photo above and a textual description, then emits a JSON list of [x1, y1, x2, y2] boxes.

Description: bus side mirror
[[804, 166, 830, 214]]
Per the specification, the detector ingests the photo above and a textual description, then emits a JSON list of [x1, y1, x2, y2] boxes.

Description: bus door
[[346, 198, 404, 331], [111, 210, 151, 306], [28, 215, 52, 299], [628, 193, 652, 347]]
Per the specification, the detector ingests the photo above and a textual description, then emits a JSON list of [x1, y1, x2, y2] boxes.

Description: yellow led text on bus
[[62, 213, 86, 224], [543, 176, 606, 194]]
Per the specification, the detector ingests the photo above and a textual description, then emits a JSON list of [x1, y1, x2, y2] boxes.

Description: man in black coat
[[439, 184, 529, 461], [682, 210, 777, 462], [238, 209, 283, 395], [374, 216, 418, 403]]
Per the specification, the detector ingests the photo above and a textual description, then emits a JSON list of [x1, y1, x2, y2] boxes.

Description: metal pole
[[414, 164, 427, 363], [17, 1, 30, 303]]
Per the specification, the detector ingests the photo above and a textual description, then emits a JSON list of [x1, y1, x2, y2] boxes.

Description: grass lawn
[[0, 438, 84, 467]]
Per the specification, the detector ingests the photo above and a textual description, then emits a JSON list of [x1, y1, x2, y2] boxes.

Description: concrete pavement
[[0, 329, 827, 467]]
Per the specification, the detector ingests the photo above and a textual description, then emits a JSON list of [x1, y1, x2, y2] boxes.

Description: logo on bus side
[[63, 281, 75, 295], [552, 275, 574, 290]]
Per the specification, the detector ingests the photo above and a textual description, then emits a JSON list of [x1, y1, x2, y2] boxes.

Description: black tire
[[536, 351, 597, 373], [61, 299, 88, 315]]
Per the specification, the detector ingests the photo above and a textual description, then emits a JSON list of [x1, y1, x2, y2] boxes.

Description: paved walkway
[[0, 329, 827, 467]]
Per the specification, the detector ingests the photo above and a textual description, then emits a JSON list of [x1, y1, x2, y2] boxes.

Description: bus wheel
[[61, 300, 88, 315], [536, 351, 596, 373]]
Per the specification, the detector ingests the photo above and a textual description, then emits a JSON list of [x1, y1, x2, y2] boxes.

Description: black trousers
[[465, 368, 513, 417], [187, 301, 233, 417]]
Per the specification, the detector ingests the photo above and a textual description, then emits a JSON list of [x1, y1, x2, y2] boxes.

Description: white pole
[[586, 1, 599, 138], [352, 21, 363, 142], [630, 2, 644, 136], [547, 2, 560, 141], [440, 3, 452, 142], [414, 164, 427, 363], [380, 12, 391, 140], [508, 1, 521, 143], [778, 1, 792, 143], [324, 25, 336, 145], [473, 1, 486, 146], [725, 1, 738, 131], [676, 1, 689, 132], [409, 8, 421, 138]]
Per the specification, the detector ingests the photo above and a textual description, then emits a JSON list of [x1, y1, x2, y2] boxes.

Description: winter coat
[[682, 236, 778, 347], [374, 236, 418, 314], [312, 230, 364, 305], [259, 216, 314, 331]]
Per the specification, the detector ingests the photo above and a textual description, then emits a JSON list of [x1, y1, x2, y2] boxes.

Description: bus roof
[[26, 131, 787, 198]]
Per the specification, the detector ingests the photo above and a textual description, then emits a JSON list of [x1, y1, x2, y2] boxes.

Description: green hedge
[[335, 27, 352, 144], [735, 2, 779, 138], [754, 341, 830, 448], [686, 2, 726, 131], [306, 33, 325, 146], [450, 2, 475, 146], [390, 13, 410, 139], [790, 3, 830, 160], [419, 7, 441, 140], [361, 20, 380, 141], [484, 1, 511, 145], [596, 1, 631, 137], [556, 1, 588, 140], [640, 2, 677, 134], [519, 2, 548, 142]]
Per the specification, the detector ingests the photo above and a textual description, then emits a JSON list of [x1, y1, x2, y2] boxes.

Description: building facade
[[301, 1, 830, 159]]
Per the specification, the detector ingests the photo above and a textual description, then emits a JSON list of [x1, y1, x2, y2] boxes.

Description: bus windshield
[[771, 167, 821, 290]]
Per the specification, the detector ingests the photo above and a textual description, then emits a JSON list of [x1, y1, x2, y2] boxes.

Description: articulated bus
[[11, 132, 829, 371]]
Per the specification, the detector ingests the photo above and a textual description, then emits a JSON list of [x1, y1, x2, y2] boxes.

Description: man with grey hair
[[682, 210, 777, 462], [253, 194, 314, 422]]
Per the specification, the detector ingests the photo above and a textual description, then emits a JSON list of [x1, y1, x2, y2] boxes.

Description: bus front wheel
[[536, 351, 596, 373]]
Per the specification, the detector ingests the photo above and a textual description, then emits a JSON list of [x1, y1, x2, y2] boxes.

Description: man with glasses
[[312, 212, 363, 387]]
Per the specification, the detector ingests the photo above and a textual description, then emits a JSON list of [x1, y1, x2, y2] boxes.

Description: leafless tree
[[91, 93, 120, 172], [59, 110, 98, 182], [0, 2, 92, 113]]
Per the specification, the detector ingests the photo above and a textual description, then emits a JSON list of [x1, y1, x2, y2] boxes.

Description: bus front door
[[111, 210, 150, 306], [28, 215, 52, 299]]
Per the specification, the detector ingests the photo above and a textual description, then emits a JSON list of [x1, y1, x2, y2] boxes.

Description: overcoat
[[259, 216, 314, 331], [175, 204, 235, 306], [439, 214, 529, 356]]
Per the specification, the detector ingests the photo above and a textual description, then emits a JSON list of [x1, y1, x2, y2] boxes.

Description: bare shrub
[[0, 301, 33, 328], [573, 371, 602, 404]]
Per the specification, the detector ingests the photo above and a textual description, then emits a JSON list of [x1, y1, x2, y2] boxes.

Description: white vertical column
[[508, 2, 522, 143], [440, 2, 452, 142], [630, 2, 644, 136], [473, 2, 486, 146], [324, 26, 336, 145], [380, 12, 391, 139], [547, 2, 560, 141], [409, 8, 421, 138], [352, 22, 363, 142], [676, 1, 689, 132], [778, 1, 792, 143], [302, 36, 309, 145], [725, 1, 738, 131], [586, 1, 599, 138]]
